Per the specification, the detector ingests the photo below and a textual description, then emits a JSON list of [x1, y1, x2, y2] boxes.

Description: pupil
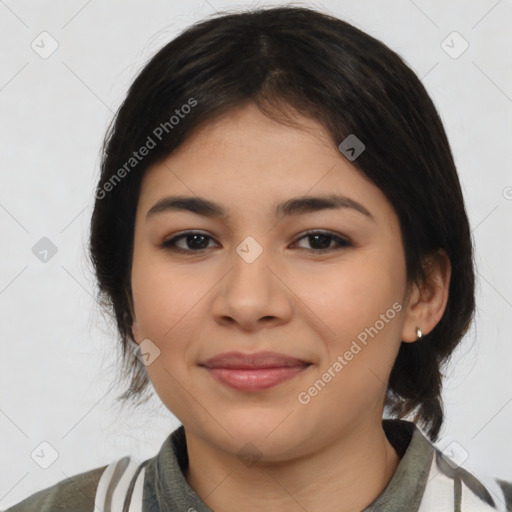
[[189, 234, 208, 249], [311, 234, 330, 249]]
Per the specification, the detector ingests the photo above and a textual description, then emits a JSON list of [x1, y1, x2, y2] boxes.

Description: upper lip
[[199, 351, 311, 369]]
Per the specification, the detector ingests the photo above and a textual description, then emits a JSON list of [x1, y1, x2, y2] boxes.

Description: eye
[[293, 230, 352, 254], [162, 230, 352, 254], [162, 231, 217, 252]]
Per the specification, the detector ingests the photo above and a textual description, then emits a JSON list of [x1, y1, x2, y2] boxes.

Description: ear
[[401, 249, 451, 343]]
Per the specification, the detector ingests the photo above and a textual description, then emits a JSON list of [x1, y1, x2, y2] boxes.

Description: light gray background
[[1, 0, 511, 508]]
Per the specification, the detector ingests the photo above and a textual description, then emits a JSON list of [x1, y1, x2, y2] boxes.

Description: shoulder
[[421, 446, 512, 511], [4, 463, 108, 512], [4, 436, 167, 512], [381, 420, 512, 511]]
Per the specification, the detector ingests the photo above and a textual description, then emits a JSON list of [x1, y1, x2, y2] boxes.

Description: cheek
[[131, 250, 204, 341], [294, 262, 405, 422], [130, 256, 202, 416], [299, 248, 406, 385], [299, 255, 404, 337]]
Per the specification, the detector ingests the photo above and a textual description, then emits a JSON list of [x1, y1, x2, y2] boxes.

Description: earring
[[415, 327, 423, 340]]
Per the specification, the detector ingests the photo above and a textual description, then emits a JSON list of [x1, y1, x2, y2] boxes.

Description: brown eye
[[163, 232, 217, 252], [294, 231, 352, 254]]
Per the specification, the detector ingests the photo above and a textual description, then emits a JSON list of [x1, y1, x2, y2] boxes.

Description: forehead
[[136, 104, 392, 222]]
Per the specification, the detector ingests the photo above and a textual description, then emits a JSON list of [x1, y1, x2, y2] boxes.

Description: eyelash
[[162, 230, 352, 255]]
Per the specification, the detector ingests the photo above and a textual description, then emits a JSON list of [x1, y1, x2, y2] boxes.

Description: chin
[[209, 415, 309, 461]]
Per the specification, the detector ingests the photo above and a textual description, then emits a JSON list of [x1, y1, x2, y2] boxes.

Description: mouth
[[200, 365, 312, 392], [198, 351, 312, 392]]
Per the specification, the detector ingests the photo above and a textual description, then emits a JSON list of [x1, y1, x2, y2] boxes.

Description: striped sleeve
[[94, 457, 146, 512]]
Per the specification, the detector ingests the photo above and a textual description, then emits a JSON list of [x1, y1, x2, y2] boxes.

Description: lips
[[199, 351, 311, 369], [199, 351, 312, 392]]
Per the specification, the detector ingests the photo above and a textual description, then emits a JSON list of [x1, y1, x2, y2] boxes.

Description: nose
[[210, 242, 293, 332]]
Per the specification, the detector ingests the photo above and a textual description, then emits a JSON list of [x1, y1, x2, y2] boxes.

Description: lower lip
[[202, 365, 310, 392]]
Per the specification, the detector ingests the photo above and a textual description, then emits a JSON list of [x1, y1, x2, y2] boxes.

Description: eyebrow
[[146, 194, 375, 222]]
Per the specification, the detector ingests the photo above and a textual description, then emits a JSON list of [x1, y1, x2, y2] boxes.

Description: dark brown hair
[[89, 5, 475, 441]]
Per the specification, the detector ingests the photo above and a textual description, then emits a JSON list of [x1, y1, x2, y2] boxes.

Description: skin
[[130, 103, 451, 512]]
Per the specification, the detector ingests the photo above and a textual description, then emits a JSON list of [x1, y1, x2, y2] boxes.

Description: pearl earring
[[415, 327, 423, 340]]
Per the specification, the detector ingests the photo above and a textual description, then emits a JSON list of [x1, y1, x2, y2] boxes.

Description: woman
[[7, 5, 511, 512]]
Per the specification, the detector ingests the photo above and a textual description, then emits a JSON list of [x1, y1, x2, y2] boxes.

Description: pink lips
[[199, 351, 311, 392]]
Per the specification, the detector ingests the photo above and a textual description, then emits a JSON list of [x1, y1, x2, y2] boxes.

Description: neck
[[184, 419, 400, 512]]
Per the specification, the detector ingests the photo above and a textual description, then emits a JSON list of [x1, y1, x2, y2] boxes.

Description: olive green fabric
[[5, 464, 107, 512]]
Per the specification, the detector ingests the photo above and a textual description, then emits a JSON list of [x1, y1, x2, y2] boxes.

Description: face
[[130, 103, 413, 461]]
